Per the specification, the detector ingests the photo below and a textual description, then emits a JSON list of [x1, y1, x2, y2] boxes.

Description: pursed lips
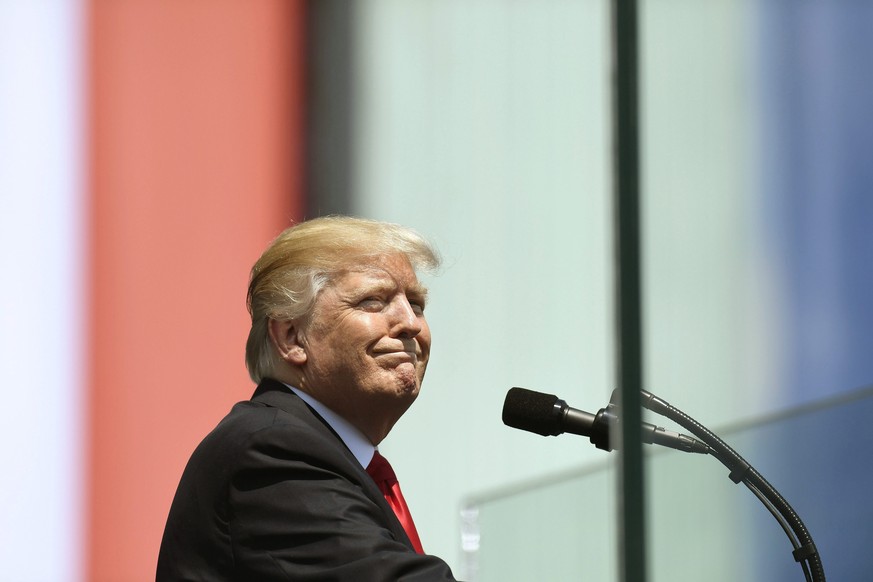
[[371, 348, 420, 363]]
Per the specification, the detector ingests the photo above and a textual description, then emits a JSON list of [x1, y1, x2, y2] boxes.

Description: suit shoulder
[[193, 396, 343, 465]]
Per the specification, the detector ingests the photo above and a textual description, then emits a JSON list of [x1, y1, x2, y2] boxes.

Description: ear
[[267, 318, 308, 365]]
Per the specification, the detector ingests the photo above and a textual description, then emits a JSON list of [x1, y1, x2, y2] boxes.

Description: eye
[[409, 298, 426, 315], [358, 296, 386, 311]]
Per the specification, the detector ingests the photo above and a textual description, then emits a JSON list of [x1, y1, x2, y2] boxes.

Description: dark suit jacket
[[156, 378, 458, 581]]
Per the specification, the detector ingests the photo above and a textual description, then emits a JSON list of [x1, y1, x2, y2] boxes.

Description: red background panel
[[86, 1, 305, 579]]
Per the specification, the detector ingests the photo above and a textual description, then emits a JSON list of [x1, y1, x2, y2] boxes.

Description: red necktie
[[366, 451, 425, 554]]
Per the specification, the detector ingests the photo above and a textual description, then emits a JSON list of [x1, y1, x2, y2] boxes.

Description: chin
[[387, 364, 420, 392], [395, 378, 420, 397]]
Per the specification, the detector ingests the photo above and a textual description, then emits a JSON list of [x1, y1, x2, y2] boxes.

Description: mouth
[[373, 350, 420, 365]]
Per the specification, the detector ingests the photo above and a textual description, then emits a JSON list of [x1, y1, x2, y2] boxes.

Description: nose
[[390, 296, 422, 338]]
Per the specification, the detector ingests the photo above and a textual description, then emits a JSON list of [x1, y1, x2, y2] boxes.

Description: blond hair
[[245, 215, 440, 383]]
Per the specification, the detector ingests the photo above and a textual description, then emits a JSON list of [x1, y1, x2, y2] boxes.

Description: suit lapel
[[248, 378, 416, 551]]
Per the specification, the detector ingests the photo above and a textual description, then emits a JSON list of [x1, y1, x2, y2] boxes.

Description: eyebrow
[[407, 280, 429, 297], [408, 284, 429, 304], [348, 276, 429, 301]]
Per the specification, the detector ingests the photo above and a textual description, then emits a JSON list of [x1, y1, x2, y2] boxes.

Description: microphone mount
[[501, 387, 709, 454]]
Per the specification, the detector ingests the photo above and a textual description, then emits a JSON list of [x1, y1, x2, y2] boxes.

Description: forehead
[[331, 254, 427, 293]]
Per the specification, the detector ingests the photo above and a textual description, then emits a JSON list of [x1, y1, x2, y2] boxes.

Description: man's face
[[296, 253, 431, 442]]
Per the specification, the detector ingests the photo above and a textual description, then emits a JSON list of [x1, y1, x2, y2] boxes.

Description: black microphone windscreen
[[502, 387, 561, 436]]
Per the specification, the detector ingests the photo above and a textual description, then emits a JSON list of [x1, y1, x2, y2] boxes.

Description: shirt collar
[[283, 383, 376, 468]]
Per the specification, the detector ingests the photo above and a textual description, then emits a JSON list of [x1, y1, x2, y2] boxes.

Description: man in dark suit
[[157, 216, 459, 581]]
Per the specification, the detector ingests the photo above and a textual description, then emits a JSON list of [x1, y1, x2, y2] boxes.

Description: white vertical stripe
[[0, 1, 85, 581]]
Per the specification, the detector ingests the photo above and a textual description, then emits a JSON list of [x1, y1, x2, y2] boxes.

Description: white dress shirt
[[283, 383, 376, 468]]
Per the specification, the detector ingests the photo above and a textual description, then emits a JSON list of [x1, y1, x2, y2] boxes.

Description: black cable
[[745, 481, 800, 550], [745, 481, 812, 582]]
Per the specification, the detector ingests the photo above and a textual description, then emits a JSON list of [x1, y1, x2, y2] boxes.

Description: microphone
[[502, 387, 709, 454]]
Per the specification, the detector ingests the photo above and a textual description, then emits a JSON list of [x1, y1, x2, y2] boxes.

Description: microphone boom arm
[[635, 389, 825, 582]]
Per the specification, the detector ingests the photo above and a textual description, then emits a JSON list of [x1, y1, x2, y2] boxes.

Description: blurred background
[[2, 1, 872, 581]]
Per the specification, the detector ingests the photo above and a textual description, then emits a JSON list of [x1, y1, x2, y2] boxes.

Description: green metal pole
[[612, 0, 646, 581]]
